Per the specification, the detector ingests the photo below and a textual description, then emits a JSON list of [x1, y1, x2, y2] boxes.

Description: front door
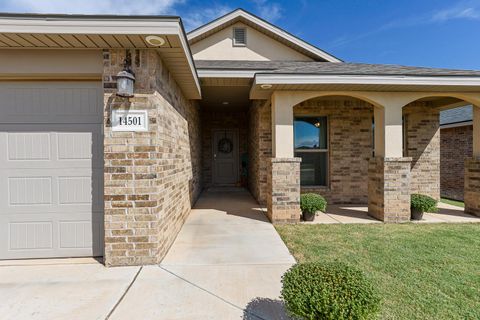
[[212, 130, 238, 186]]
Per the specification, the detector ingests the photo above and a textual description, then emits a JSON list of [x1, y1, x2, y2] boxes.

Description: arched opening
[[402, 95, 479, 219], [292, 94, 379, 221]]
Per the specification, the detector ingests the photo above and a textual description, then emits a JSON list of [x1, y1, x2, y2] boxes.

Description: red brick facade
[[440, 125, 473, 201]]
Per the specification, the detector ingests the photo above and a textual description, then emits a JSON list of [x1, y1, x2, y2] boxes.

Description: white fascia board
[[254, 74, 480, 87], [188, 9, 341, 63], [0, 17, 181, 35], [440, 121, 473, 129], [197, 69, 265, 78]]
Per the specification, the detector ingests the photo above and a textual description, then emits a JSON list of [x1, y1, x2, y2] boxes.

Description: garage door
[[0, 82, 104, 259]]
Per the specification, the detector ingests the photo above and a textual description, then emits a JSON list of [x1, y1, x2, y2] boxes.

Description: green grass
[[441, 198, 465, 208], [276, 223, 480, 320]]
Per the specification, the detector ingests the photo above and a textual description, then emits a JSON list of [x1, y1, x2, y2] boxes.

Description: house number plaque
[[111, 110, 148, 132]]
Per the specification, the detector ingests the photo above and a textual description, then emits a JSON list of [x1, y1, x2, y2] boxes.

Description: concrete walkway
[[109, 188, 295, 320], [0, 189, 294, 320]]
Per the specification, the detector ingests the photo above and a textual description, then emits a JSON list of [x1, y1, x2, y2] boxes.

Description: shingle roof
[[440, 105, 473, 125], [195, 60, 480, 76]]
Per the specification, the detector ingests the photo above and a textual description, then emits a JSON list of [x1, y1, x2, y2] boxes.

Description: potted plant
[[300, 193, 327, 221], [410, 194, 438, 220]]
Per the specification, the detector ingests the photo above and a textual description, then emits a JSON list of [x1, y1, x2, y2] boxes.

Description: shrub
[[300, 193, 327, 214], [411, 194, 437, 213], [281, 262, 380, 320]]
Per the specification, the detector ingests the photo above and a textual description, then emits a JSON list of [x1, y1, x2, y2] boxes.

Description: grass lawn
[[441, 198, 465, 208], [276, 223, 480, 320]]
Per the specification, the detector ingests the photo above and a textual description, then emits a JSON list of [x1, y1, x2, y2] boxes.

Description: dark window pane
[[294, 117, 327, 150], [295, 152, 327, 186]]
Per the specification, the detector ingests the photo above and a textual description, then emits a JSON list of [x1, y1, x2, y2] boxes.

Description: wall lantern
[[116, 52, 135, 98]]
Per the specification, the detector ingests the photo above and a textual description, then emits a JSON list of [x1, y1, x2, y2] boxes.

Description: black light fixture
[[116, 51, 135, 97]]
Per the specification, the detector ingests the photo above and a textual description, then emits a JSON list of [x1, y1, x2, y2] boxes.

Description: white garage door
[[0, 82, 104, 259]]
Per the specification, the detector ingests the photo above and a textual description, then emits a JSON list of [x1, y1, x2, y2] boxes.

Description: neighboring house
[[440, 105, 473, 201], [0, 9, 479, 266]]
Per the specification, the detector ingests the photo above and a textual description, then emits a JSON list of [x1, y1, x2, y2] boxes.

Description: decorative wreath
[[218, 138, 233, 154]]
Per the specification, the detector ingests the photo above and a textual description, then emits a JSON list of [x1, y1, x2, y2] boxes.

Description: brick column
[[368, 157, 412, 223], [267, 158, 301, 223], [465, 157, 480, 217], [404, 104, 440, 200]]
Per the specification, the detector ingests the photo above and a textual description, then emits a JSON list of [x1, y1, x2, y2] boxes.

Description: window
[[294, 116, 328, 186], [233, 27, 247, 46]]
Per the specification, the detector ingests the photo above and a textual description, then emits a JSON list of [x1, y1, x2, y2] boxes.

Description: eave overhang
[[0, 13, 201, 99], [250, 73, 480, 99]]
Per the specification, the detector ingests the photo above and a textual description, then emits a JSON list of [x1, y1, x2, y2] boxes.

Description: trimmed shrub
[[300, 193, 327, 214], [281, 262, 380, 320], [411, 194, 438, 213]]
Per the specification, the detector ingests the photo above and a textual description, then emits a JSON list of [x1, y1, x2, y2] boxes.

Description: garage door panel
[[0, 81, 103, 260], [1, 168, 103, 213], [0, 82, 103, 124], [0, 125, 103, 169]]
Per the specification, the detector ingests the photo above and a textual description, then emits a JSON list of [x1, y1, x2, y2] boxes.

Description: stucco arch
[[283, 91, 385, 109], [396, 92, 480, 108]]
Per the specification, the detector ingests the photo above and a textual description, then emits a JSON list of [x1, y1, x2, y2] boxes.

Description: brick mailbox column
[[465, 157, 480, 217], [368, 157, 412, 223], [267, 158, 302, 223]]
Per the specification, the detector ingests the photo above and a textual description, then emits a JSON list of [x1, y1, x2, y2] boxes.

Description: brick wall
[[294, 98, 374, 204], [267, 158, 301, 223], [202, 110, 248, 187], [368, 157, 412, 222], [465, 157, 480, 216], [404, 103, 440, 200], [440, 125, 473, 200], [103, 49, 201, 266], [248, 100, 272, 204]]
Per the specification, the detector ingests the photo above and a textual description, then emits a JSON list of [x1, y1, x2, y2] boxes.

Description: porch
[[307, 202, 480, 224]]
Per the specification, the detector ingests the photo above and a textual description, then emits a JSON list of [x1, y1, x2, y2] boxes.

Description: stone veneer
[[464, 157, 480, 216], [368, 157, 412, 223], [267, 158, 301, 223], [404, 103, 440, 200], [103, 49, 201, 266], [202, 110, 248, 187], [440, 125, 473, 200]]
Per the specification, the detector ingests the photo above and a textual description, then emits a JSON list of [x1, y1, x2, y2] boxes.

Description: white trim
[[440, 121, 473, 129], [254, 74, 480, 87], [0, 17, 181, 35], [197, 69, 266, 78], [187, 9, 341, 63]]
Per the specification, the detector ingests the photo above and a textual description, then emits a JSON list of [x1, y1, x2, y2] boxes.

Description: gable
[[187, 9, 341, 62], [190, 22, 313, 61]]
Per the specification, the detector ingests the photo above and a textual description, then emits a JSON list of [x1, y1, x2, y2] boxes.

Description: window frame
[[293, 115, 329, 187], [232, 27, 247, 47]]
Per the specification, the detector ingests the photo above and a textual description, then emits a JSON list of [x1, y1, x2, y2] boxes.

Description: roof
[[0, 13, 201, 99], [195, 60, 480, 77], [440, 105, 473, 125], [187, 9, 341, 63]]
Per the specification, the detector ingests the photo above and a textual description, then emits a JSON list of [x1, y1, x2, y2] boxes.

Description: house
[[0, 9, 479, 267], [440, 105, 473, 201]]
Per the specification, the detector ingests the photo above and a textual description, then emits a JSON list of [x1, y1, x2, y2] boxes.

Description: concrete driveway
[[0, 189, 295, 320]]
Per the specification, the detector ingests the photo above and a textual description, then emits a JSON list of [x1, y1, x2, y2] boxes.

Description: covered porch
[[196, 60, 480, 224], [254, 89, 480, 223]]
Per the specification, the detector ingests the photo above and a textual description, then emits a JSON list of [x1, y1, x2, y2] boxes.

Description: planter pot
[[303, 211, 316, 221], [411, 208, 424, 220]]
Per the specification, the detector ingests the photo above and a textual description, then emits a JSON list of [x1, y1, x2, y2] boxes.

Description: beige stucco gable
[[190, 22, 313, 61]]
